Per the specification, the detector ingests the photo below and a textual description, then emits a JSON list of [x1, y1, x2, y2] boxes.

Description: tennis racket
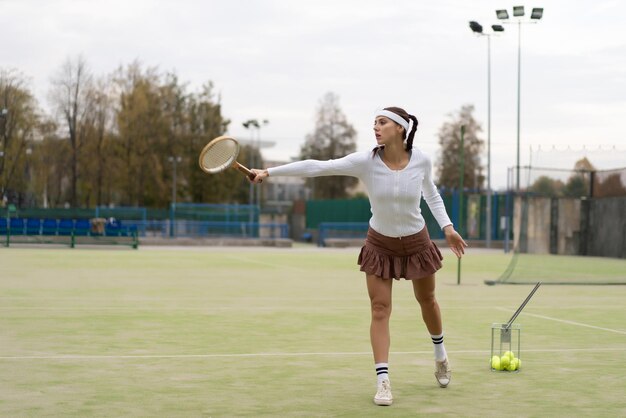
[[198, 136, 258, 181]]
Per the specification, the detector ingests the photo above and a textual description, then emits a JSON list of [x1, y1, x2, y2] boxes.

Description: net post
[[457, 125, 465, 285], [169, 203, 175, 238]]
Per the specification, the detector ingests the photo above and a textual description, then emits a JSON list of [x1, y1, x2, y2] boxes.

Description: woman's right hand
[[249, 169, 269, 184]]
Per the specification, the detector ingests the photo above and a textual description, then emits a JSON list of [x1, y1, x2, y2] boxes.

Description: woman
[[250, 107, 467, 406]]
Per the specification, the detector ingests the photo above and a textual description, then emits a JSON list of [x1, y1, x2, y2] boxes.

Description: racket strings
[[201, 139, 238, 172]]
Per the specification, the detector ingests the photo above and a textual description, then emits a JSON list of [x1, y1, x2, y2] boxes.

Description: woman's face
[[373, 116, 404, 146]]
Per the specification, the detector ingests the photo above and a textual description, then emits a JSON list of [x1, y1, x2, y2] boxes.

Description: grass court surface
[[1, 246, 625, 417]]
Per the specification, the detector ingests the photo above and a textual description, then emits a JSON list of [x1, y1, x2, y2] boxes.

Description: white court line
[[0, 306, 368, 312], [224, 254, 311, 272], [0, 306, 496, 311], [0, 297, 367, 302], [0, 300, 623, 309], [0, 347, 624, 361], [495, 308, 626, 335], [0, 305, 623, 312]]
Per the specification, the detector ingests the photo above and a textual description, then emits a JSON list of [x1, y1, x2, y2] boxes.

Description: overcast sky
[[3, 0, 625, 189]]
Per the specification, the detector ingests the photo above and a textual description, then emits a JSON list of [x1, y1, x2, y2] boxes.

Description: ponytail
[[405, 114, 419, 151]]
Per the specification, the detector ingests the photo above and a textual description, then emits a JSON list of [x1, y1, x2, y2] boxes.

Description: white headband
[[375, 109, 413, 140]]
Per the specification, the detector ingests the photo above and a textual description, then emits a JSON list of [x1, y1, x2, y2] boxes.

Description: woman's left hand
[[443, 225, 467, 258]]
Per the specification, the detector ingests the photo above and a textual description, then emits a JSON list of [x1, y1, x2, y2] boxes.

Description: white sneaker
[[435, 358, 451, 388], [374, 379, 393, 406]]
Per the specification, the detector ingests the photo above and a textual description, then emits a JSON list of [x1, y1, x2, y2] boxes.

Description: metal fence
[[1, 204, 289, 240]]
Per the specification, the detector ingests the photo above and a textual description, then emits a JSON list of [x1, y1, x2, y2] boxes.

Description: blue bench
[[105, 219, 126, 236], [26, 218, 41, 235], [42, 219, 58, 235], [58, 219, 75, 236], [9, 218, 25, 235], [74, 219, 91, 236]]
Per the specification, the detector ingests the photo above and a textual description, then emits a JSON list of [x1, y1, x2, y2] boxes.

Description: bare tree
[[80, 77, 116, 206], [49, 55, 93, 207], [436, 104, 485, 190], [300, 92, 358, 199]]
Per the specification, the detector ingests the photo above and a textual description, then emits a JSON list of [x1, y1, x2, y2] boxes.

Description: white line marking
[[495, 308, 626, 335], [0, 306, 368, 312], [224, 254, 311, 272], [0, 305, 623, 313], [1, 347, 623, 360], [0, 306, 496, 311], [0, 297, 367, 302]]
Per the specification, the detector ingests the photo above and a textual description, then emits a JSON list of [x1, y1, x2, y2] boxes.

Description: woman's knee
[[415, 290, 437, 307], [370, 299, 391, 320], [413, 276, 437, 306]]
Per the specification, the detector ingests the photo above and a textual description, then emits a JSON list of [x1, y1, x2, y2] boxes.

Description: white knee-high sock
[[431, 333, 447, 362], [375, 362, 389, 384]]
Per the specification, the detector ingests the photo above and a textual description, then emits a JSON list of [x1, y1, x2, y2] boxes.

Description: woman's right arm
[[250, 152, 368, 183]]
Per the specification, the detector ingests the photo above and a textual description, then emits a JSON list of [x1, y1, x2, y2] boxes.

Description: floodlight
[[469, 21, 483, 33], [531, 8, 543, 19], [492, 25, 505, 32], [496, 9, 509, 19], [513, 6, 525, 17]]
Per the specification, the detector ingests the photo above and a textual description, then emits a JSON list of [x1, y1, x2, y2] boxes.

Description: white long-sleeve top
[[267, 149, 452, 238]]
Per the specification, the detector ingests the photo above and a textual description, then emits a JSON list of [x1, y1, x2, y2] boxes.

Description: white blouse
[[267, 149, 452, 238]]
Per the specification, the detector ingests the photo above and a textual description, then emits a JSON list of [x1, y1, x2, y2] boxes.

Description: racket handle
[[234, 162, 261, 183]]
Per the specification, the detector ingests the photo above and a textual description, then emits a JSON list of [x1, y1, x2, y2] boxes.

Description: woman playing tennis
[[250, 107, 467, 406]]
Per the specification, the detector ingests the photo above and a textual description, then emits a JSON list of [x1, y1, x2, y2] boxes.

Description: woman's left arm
[[422, 158, 468, 258], [443, 225, 467, 258]]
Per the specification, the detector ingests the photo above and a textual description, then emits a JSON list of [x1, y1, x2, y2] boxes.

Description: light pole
[[168, 155, 181, 238], [242, 119, 269, 219], [0, 109, 6, 202], [168, 156, 182, 206], [496, 6, 544, 190], [469, 21, 503, 248]]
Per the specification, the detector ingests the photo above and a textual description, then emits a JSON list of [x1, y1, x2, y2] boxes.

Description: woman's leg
[[367, 273, 395, 405], [411, 274, 442, 335], [412, 274, 451, 387], [366, 273, 393, 363]]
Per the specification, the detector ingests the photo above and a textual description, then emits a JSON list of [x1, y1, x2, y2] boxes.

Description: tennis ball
[[491, 356, 501, 370], [507, 358, 519, 371], [500, 355, 511, 369], [503, 351, 514, 360]]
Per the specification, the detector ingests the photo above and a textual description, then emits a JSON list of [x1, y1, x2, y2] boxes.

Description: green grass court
[[1, 246, 625, 417]]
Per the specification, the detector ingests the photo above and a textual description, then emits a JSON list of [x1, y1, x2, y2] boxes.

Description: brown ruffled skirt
[[358, 227, 443, 280]]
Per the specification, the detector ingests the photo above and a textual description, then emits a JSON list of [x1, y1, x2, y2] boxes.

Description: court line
[[1, 347, 624, 361], [224, 254, 312, 272], [0, 306, 369, 312], [495, 308, 626, 335], [0, 297, 369, 301], [0, 306, 496, 311], [1, 305, 623, 312]]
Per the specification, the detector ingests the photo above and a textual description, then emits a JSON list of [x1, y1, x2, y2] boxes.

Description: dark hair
[[372, 106, 419, 156]]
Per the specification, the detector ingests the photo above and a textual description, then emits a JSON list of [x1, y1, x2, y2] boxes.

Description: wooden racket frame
[[198, 136, 257, 181]]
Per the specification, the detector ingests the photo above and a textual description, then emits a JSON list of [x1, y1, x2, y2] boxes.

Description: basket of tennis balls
[[491, 351, 522, 372]]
